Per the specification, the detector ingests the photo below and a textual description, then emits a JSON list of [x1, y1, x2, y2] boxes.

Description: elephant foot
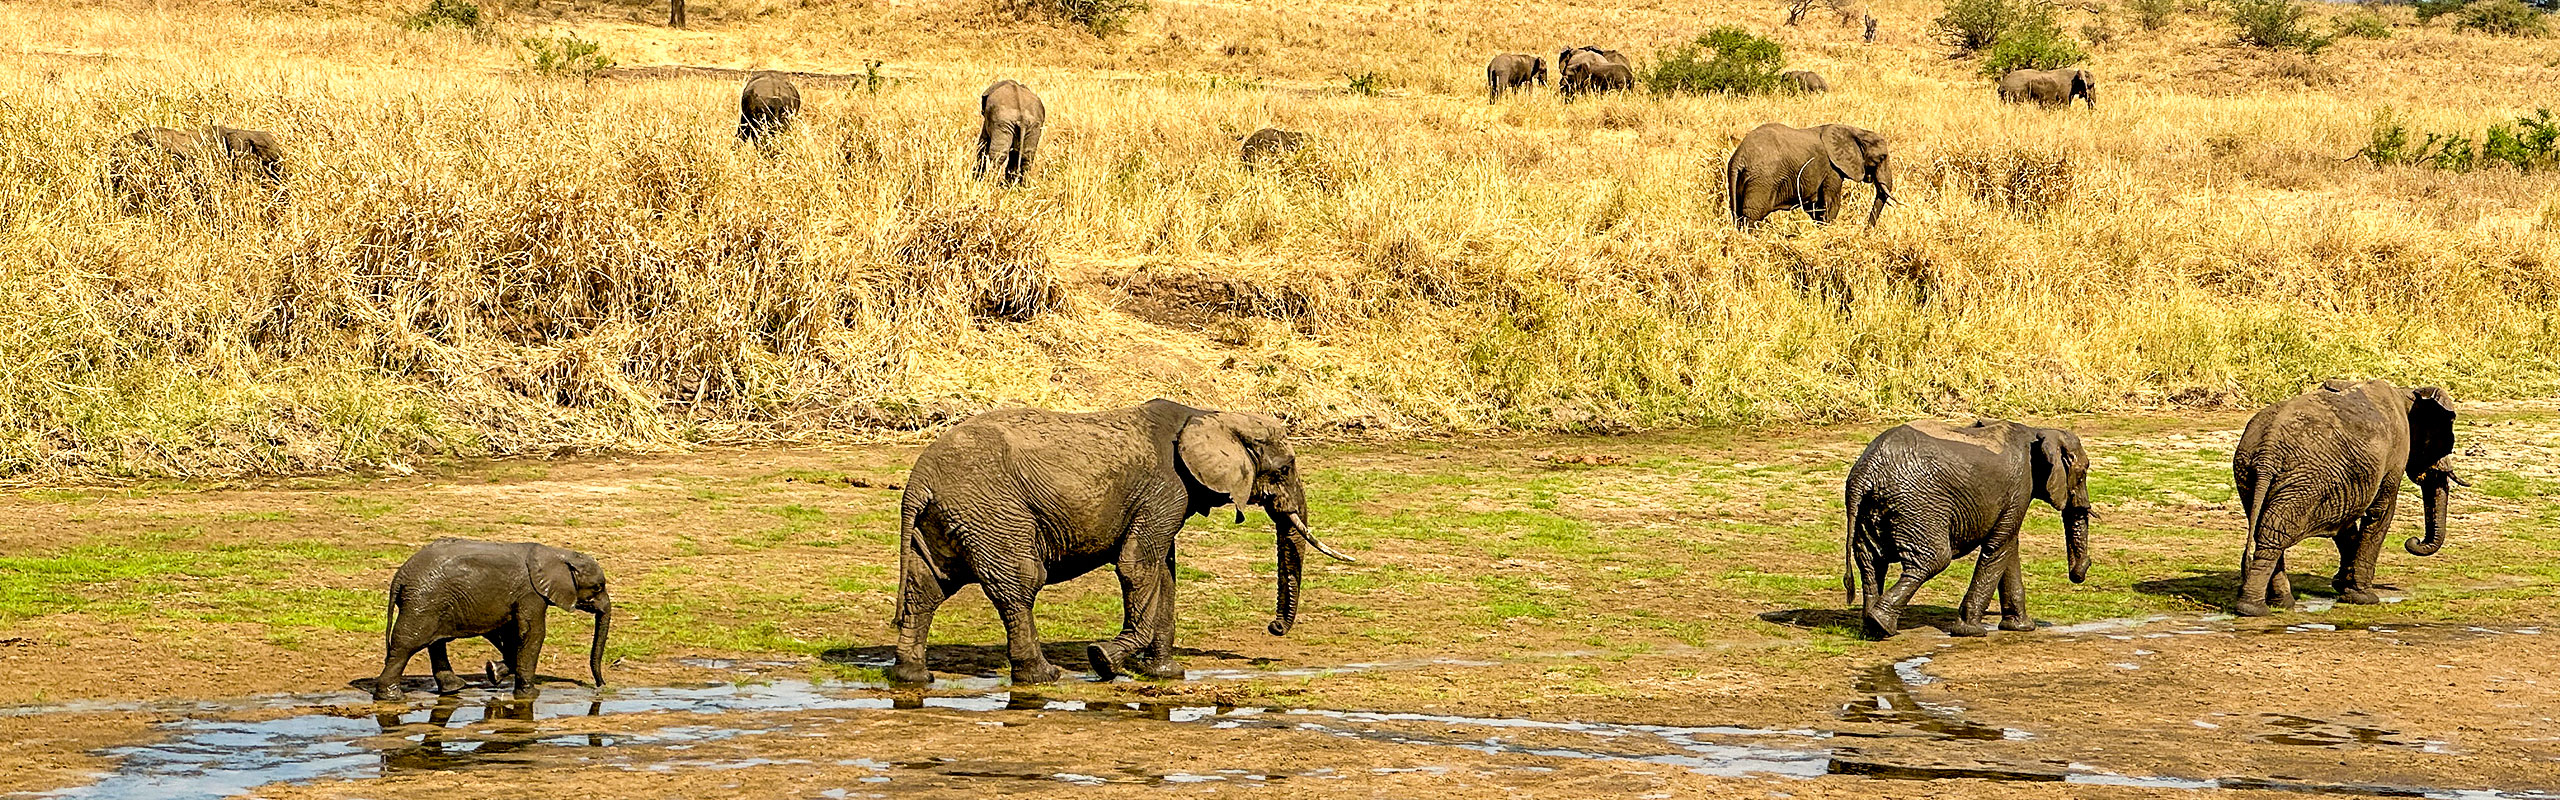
[[885, 660, 932, 685], [1132, 657, 1187, 681], [1010, 660, 1063, 685], [2337, 589, 2381, 605], [1860, 612, 1899, 640], [1086, 644, 1129, 680], [511, 685, 540, 701], [371, 685, 405, 703], [1998, 617, 2038, 632], [2269, 591, 2297, 609], [2234, 600, 2274, 617], [1945, 621, 1991, 638], [434, 671, 468, 695]]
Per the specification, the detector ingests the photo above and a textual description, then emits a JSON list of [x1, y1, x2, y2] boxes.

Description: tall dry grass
[[0, 0, 2554, 478]]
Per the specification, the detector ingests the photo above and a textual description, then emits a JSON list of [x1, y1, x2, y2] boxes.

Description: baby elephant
[[1845, 419, 2091, 639], [374, 538, 611, 701], [1239, 128, 1307, 171]]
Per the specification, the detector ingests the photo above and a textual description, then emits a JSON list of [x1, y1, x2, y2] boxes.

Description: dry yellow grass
[[0, 0, 2555, 478]]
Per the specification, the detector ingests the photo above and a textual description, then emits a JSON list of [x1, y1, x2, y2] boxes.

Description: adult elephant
[[1724, 122, 1895, 228], [1557, 46, 1631, 97], [1239, 127, 1307, 171], [1845, 420, 2092, 639], [2231, 379, 2462, 617], [1997, 68, 2096, 109], [110, 125, 284, 208], [738, 71, 802, 143], [889, 400, 1356, 685], [1784, 70, 1830, 94], [1486, 53, 1547, 103], [374, 539, 611, 701], [976, 79, 1047, 186]]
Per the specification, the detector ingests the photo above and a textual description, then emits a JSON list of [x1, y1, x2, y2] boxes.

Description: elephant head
[[1178, 411, 1353, 637], [2069, 69, 2097, 108], [2031, 428, 2092, 584], [2401, 387, 2463, 556], [1822, 125, 1895, 226], [1534, 56, 1550, 86], [529, 546, 612, 688]]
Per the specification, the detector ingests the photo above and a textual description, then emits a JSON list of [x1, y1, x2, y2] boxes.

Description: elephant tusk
[[1290, 527, 1356, 565]]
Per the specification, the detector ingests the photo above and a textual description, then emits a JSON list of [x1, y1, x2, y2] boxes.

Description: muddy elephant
[[2232, 379, 2462, 617], [1724, 122, 1895, 228], [1558, 46, 1631, 97], [976, 79, 1047, 186], [1239, 127, 1307, 171], [1486, 53, 1548, 102], [890, 399, 1355, 685], [1845, 420, 2092, 639], [109, 125, 284, 206], [738, 71, 802, 143], [1784, 70, 1830, 94], [374, 539, 611, 701], [1997, 68, 2095, 109]]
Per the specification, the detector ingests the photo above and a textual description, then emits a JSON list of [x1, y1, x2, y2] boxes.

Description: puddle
[[1836, 655, 2024, 741], [2255, 712, 2436, 750]]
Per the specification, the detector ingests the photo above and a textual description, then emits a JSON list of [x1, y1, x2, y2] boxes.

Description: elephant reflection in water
[[372, 696, 605, 770]]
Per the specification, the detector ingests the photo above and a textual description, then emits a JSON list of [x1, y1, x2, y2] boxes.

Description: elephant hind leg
[[890, 562, 961, 684], [2267, 551, 2294, 608], [1866, 542, 1949, 640], [984, 581, 1061, 684]]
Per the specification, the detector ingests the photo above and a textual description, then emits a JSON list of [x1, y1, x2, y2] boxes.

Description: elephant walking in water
[[738, 71, 802, 143], [890, 400, 1355, 685], [1725, 122, 1895, 228], [975, 80, 1047, 186], [1997, 68, 2096, 109], [1845, 420, 2092, 639], [1486, 53, 1547, 102], [2232, 380, 2462, 617], [375, 539, 611, 701]]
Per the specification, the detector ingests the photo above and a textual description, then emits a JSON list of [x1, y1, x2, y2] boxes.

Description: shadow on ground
[[818, 642, 1262, 677], [2133, 569, 2345, 609], [1760, 605, 1962, 635]]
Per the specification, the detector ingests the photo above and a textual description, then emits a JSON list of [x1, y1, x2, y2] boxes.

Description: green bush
[[2334, 9, 2395, 37], [1645, 26, 1788, 95], [2362, 107, 2560, 172], [2456, 0, 2551, 35], [1000, 0, 1150, 37], [401, 0, 481, 30], [2413, 0, 2471, 22], [2229, 0, 2335, 53], [1979, 25, 2092, 76], [2482, 110, 2560, 170], [1936, 0, 2062, 53], [1345, 71, 1383, 96], [520, 35, 615, 79], [2359, 106, 2412, 165], [2127, 0, 2178, 29]]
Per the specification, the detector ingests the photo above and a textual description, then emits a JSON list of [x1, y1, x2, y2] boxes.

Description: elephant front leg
[[1092, 538, 1185, 681], [1995, 546, 2035, 632], [2267, 551, 2294, 608], [2336, 496, 2396, 605], [502, 612, 547, 699], [426, 641, 467, 694]]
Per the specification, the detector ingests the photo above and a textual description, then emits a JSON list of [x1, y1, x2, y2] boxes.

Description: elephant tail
[[383, 583, 401, 652], [1842, 486, 1863, 605], [1727, 162, 1746, 228], [2239, 466, 2273, 574]]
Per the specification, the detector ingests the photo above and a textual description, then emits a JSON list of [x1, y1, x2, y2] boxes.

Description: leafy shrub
[[2413, 0, 2471, 22], [2081, 19, 2118, 45], [2127, 0, 2178, 29], [1979, 25, 2091, 76], [2482, 110, 2560, 170], [402, 0, 481, 30], [2456, 0, 2551, 34], [2229, 0, 2335, 53], [2358, 106, 2412, 165], [2334, 9, 2395, 37], [1643, 26, 1787, 95], [1936, 0, 2060, 53], [1345, 71, 1383, 96], [998, 0, 1150, 37], [520, 35, 615, 78]]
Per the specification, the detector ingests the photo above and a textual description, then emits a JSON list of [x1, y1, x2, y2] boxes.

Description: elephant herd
[[374, 379, 2461, 696]]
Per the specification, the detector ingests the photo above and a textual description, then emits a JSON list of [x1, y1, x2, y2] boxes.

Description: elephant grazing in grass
[[1239, 127, 1308, 170], [1784, 70, 1830, 94], [2232, 379, 2462, 617], [1560, 48, 1634, 98], [889, 400, 1355, 685], [1725, 122, 1895, 228], [109, 125, 284, 207], [1486, 53, 1547, 102], [738, 71, 802, 143], [1997, 68, 2095, 109], [375, 539, 611, 701], [976, 79, 1047, 186], [1845, 420, 2092, 639]]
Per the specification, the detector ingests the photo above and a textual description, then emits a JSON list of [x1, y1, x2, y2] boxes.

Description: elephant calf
[[892, 400, 1354, 685], [976, 79, 1046, 186], [375, 538, 611, 701], [1784, 70, 1830, 94], [739, 71, 803, 144], [1486, 53, 1547, 103], [109, 125, 284, 206], [1997, 68, 2096, 109], [2232, 379, 2461, 617], [1845, 419, 2092, 639], [1726, 122, 1895, 228], [1239, 128, 1308, 171]]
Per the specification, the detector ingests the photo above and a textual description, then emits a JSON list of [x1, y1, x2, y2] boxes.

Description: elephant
[[1997, 68, 2096, 109], [1724, 122, 1895, 228], [738, 71, 802, 143], [1845, 419, 2093, 639], [1560, 48, 1634, 98], [976, 79, 1047, 186], [1486, 53, 1547, 102], [1239, 127, 1308, 171], [1784, 70, 1830, 94], [889, 399, 1356, 685], [374, 538, 611, 701], [109, 125, 284, 206], [2231, 379, 2462, 617]]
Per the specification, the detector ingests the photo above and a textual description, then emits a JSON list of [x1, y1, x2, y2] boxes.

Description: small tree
[[998, 0, 1151, 37], [401, 0, 482, 30], [1980, 25, 2091, 75], [2456, 0, 2552, 35], [521, 35, 616, 79], [1935, 0, 2060, 53], [1644, 27, 1788, 95], [2229, 0, 2335, 53], [2127, 0, 2177, 30]]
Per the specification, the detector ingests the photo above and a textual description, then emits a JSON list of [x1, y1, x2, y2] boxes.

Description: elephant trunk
[[2064, 508, 2091, 583], [2405, 467, 2461, 556], [588, 595, 612, 688], [1866, 163, 1895, 227], [1269, 511, 1305, 636]]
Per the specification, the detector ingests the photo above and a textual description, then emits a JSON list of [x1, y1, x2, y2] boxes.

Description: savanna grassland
[[1, 0, 2555, 478]]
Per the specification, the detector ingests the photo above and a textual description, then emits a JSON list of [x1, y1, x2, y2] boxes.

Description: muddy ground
[[3, 405, 2557, 798]]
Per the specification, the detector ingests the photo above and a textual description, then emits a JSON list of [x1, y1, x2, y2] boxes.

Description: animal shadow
[[1760, 605, 1963, 635], [820, 641, 1261, 680], [349, 671, 581, 697], [2132, 569, 2345, 609]]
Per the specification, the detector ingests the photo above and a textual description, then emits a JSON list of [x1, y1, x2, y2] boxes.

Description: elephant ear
[[2408, 386, 2457, 469], [2034, 430, 2076, 505], [1178, 411, 1283, 522], [1823, 126, 1873, 182], [529, 547, 581, 609]]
